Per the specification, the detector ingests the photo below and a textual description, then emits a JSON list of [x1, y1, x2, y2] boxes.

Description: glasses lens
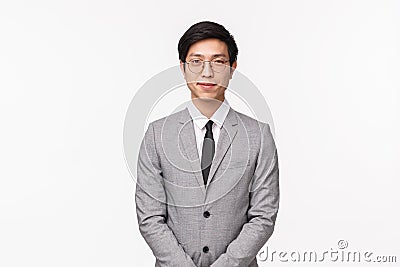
[[188, 60, 202, 73], [211, 61, 227, 72]]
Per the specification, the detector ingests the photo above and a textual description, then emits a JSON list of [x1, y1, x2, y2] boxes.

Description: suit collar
[[186, 98, 230, 129], [178, 103, 237, 128]]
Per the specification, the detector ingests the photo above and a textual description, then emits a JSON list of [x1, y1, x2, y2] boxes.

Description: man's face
[[180, 38, 237, 102]]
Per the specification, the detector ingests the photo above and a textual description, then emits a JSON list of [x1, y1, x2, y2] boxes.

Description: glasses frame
[[184, 58, 230, 74]]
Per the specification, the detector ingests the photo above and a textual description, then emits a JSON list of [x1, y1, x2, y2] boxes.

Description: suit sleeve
[[210, 123, 280, 267], [135, 122, 197, 267]]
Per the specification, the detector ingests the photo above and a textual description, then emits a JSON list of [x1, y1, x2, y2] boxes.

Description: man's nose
[[201, 62, 214, 78]]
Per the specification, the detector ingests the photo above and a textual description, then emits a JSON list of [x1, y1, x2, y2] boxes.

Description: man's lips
[[197, 82, 217, 89]]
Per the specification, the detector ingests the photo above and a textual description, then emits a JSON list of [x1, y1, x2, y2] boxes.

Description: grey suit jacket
[[135, 106, 279, 267]]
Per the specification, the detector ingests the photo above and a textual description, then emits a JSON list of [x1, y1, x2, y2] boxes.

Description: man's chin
[[192, 95, 223, 103]]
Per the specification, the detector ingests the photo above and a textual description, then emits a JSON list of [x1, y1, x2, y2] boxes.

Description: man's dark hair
[[178, 21, 238, 66]]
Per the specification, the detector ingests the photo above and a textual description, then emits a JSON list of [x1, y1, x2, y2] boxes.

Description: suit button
[[203, 246, 209, 253], [203, 211, 210, 218]]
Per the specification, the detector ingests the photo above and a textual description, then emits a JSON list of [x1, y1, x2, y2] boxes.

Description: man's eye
[[191, 59, 202, 64], [213, 60, 225, 64]]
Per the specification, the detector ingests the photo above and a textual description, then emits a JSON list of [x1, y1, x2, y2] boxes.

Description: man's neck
[[191, 97, 224, 119]]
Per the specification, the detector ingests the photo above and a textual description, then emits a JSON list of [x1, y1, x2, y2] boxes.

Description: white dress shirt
[[186, 98, 230, 160]]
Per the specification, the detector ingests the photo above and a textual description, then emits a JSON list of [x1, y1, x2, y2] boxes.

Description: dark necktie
[[201, 120, 215, 186]]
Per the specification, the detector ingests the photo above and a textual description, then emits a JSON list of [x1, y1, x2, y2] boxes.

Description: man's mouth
[[197, 82, 217, 89]]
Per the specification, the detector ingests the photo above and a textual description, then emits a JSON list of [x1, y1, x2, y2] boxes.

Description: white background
[[0, 0, 399, 266]]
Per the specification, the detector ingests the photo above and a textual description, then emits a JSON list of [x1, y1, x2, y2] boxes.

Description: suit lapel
[[178, 108, 206, 195], [206, 107, 238, 188]]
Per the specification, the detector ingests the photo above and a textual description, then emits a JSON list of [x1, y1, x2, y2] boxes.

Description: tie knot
[[205, 120, 214, 131]]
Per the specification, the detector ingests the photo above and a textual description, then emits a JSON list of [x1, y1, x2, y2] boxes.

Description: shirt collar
[[187, 98, 230, 130]]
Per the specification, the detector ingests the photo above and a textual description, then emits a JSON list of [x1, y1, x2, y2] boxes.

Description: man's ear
[[179, 60, 186, 76], [229, 61, 237, 79]]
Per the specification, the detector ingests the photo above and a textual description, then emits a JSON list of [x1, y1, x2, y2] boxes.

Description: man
[[135, 21, 279, 267]]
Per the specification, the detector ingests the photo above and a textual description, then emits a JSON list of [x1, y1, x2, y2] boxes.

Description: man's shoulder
[[148, 108, 187, 129], [232, 108, 269, 130]]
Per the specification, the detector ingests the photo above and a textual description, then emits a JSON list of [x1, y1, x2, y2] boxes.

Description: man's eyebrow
[[187, 53, 204, 57], [211, 54, 228, 58], [187, 53, 229, 58]]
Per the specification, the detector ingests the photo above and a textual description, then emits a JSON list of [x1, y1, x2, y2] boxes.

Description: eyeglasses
[[184, 58, 230, 73]]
